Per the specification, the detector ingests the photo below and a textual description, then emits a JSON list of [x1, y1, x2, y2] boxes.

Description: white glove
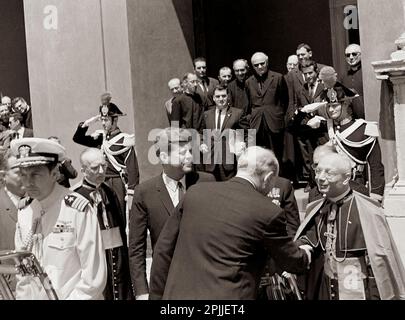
[[200, 143, 209, 154], [136, 294, 149, 300], [83, 115, 101, 127], [306, 116, 326, 129], [299, 244, 313, 267], [301, 102, 327, 114]]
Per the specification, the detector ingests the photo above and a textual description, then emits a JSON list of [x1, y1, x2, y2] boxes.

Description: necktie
[[216, 110, 222, 131], [309, 84, 315, 98], [178, 181, 185, 203]]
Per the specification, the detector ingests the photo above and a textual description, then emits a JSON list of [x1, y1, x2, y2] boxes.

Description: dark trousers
[[256, 119, 284, 176], [105, 176, 126, 226]]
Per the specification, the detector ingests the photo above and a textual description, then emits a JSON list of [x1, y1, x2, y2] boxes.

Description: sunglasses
[[253, 62, 266, 68], [345, 52, 360, 58]]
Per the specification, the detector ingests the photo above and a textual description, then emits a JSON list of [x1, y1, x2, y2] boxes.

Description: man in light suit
[[149, 146, 312, 300], [201, 85, 249, 181], [128, 127, 215, 300]]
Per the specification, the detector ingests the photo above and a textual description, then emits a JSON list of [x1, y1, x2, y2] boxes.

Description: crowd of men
[[1, 42, 405, 301]]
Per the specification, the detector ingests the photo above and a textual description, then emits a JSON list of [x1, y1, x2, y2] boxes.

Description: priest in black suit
[[244, 52, 289, 167]]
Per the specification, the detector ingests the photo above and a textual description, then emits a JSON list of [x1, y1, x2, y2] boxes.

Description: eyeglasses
[[253, 62, 266, 68], [345, 52, 360, 58], [314, 168, 340, 180]]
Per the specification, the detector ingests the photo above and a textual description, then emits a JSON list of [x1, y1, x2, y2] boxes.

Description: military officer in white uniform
[[10, 138, 107, 300]]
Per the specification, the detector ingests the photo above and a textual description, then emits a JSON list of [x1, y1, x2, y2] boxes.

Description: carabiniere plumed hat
[[99, 103, 127, 118], [320, 81, 359, 105], [10, 138, 66, 168]]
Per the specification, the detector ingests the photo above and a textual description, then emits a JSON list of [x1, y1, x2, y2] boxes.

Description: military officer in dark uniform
[[73, 148, 133, 300], [318, 81, 385, 202], [73, 103, 139, 227]]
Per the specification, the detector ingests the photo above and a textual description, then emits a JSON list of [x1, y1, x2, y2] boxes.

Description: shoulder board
[[64, 192, 90, 212], [18, 197, 33, 210], [364, 121, 380, 137]]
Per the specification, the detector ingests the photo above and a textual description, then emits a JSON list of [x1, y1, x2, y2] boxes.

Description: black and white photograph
[[1, 0, 405, 310]]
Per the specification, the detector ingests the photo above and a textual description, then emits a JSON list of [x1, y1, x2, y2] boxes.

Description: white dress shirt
[[215, 108, 227, 130], [162, 172, 186, 207]]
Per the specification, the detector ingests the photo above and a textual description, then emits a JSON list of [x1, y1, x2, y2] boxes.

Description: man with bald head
[[73, 148, 133, 300], [295, 153, 405, 300], [245, 52, 289, 168], [286, 55, 299, 73], [218, 66, 232, 86], [171, 72, 204, 133], [228, 59, 249, 110], [341, 44, 364, 118], [150, 146, 312, 300], [164, 78, 182, 123]]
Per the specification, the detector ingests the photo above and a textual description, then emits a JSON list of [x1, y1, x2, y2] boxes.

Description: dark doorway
[[0, 0, 30, 103], [192, 0, 334, 77]]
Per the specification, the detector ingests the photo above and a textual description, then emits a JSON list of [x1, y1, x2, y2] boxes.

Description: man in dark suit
[[286, 60, 329, 188], [194, 57, 219, 110], [171, 73, 205, 134], [149, 146, 312, 300], [285, 44, 326, 121], [11, 97, 33, 130], [259, 154, 301, 300], [201, 85, 249, 181], [228, 59, 250, 111], [341, 44, 364, 119], [9, 112, 34, 138], [129, 127, 215, 300], [164, 78, 182, 124], [245, 52, 289, 168]]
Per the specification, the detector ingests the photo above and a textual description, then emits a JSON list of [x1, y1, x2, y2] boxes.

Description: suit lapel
[[206, 108, 216, 130], [156, 176, 174, 215], [260, 72, 275, 96], [313, 83, 325, 101], [221, 107, 232, 132], [0, 189, 18, 223], [301, 84, 311, 103], [295, 69, 305, 86]]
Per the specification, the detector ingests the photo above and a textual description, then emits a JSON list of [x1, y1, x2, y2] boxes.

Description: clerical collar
[[327, 188, 351, 203]]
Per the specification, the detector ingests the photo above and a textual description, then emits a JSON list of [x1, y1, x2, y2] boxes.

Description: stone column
[[372, 5, 405, 263]]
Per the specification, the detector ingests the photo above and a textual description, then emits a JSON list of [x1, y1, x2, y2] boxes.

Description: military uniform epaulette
[[18, 197, 33, 210], [363, 121, 379, 137], [64, 192, 90, 212]]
